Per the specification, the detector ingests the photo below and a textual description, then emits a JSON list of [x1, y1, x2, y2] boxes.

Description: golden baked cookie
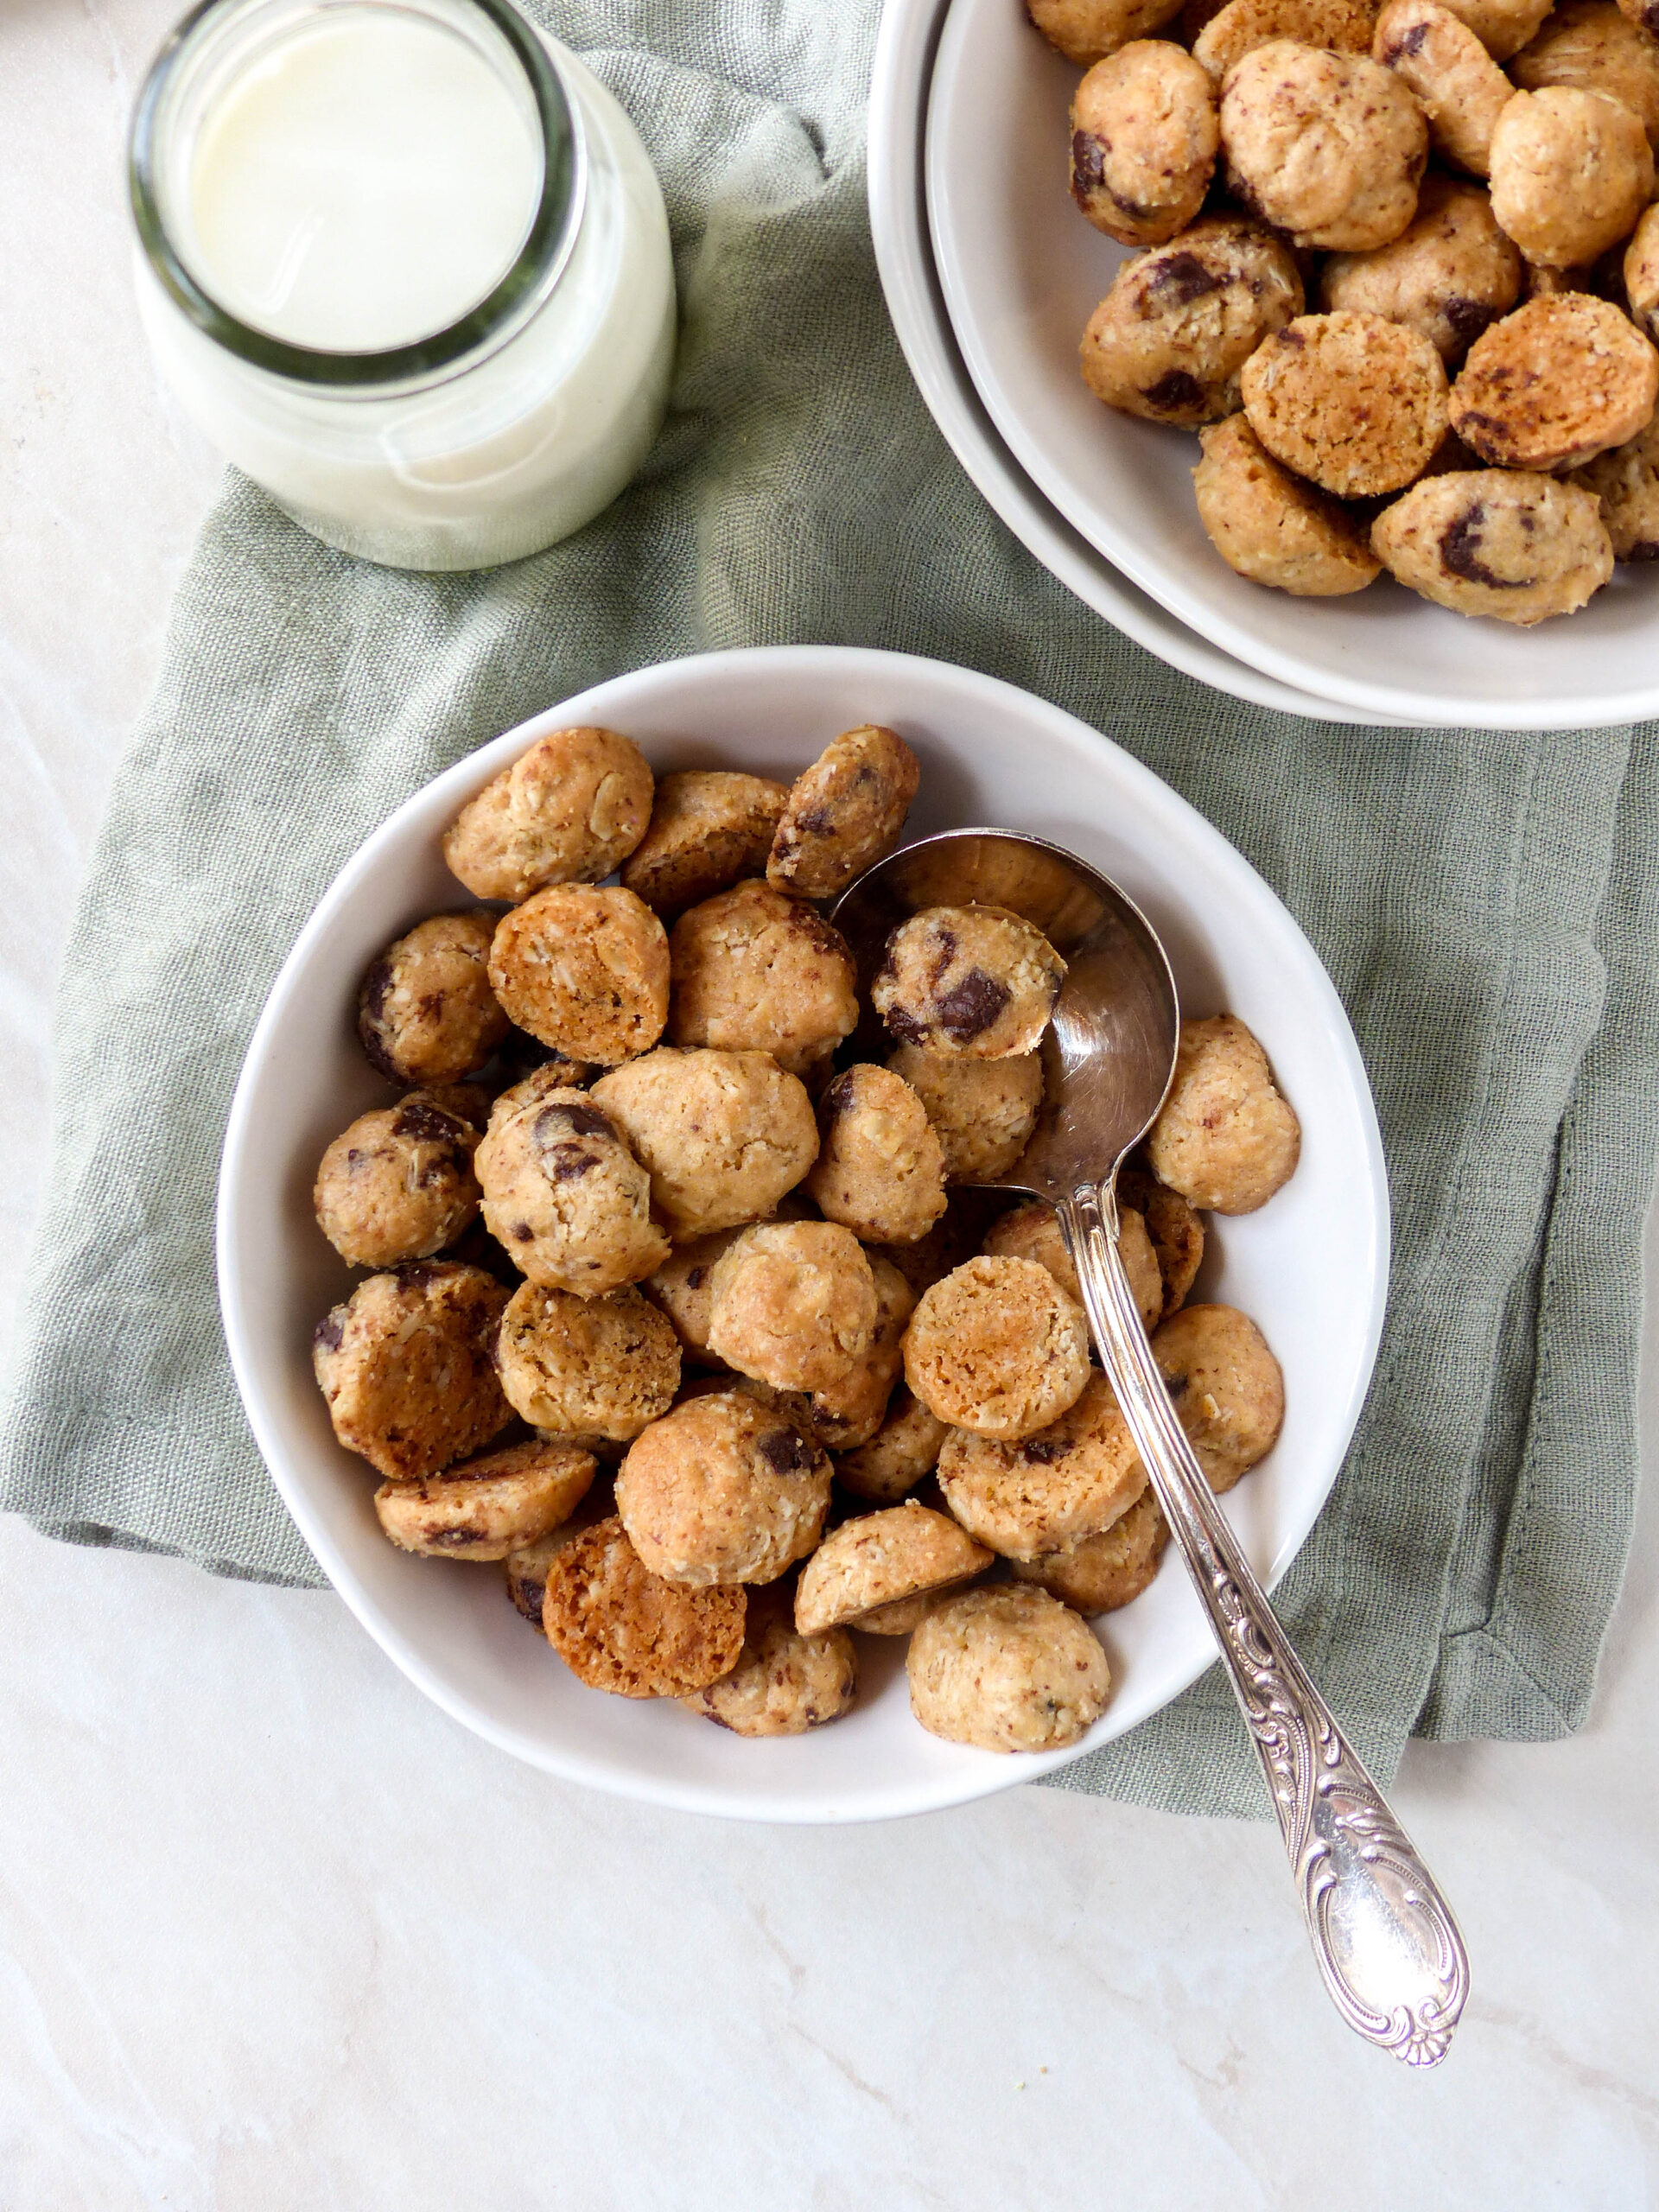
[[442, 726, 653, 902], [1372, 466, 1617, 617], [1193, 0, 1376, 79], [766, 725, 921, 900], [1154, 1302, 1286, 1489], [314, 1090, 483, 1269], [706, 1220, 878, 1393], [1012, 1489, 1172, 1612], [904, 1254, 1092, 1440], [1192, 414, 1385, 594], [1488, 87, 1655, 268], [1319, 175, 1523, 363], [873, 906, 1066, 1059], [739, 1255, 917, 1453], [885, 1044, 1043, 1182], [668, 880, 860, 1076], [1027, 0, 1185, 66], [804, 1065, 948, 1243], [643, 1225, 749, 1365], [794, 1501, 994, 1634], [1449, 295, 1659, 467], [475, 1084, 667, 1295], [1512, 0, 1659, 149], [504, 1521, 589, 1624], [357, 911, 508, 1086], [1070, 43, 1219, 247], [982, 1199, 1164, 1333], [312, 1262, 512, 1482], [488, 885, 669, 1067], [1219, 42, 1428, 251], [1146, 1014, 1301, 1212], [1117, 1166, 1206, 1315], [615, 1389, 831, 1586], [495, 1281, 681, 1440], [833, 1384, 950, 1503], [619, 771, 788, 918], [1240, 311, 1450, 497], [937, 1370, 1147, 1558], [542, 1516, 746, 1697], [907, 1586, 1111, 1751], [1568, 412, 1659, 554], [1437, 0, 1558, 59], [590, 1046, 817, 1240], [373, 1437, 596, 1560], [1626, 201, 1659, 337], [681, 1586, 857, 1734], [1374, 0, 1513, 172], [1081, 215, 1305, 425]]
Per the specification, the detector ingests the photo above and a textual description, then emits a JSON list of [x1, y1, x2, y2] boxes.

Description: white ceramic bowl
[[868, 0, 1421, 727], [219, 645, 1389, 1823], [925, 0, 1659, 730]]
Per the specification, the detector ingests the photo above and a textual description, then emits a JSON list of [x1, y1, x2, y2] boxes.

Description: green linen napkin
[[4, 0, 1655, 1819]]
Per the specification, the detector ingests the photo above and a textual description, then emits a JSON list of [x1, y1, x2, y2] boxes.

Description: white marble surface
[[3, 4, 1658, 2203]]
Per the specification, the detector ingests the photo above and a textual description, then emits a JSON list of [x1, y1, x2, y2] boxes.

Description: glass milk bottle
[[130, 0, 677, 570]]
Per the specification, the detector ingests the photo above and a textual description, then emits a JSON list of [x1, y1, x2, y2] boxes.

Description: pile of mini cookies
[[309, 722, 1300, 1755], [1039, 0, 1659, 620]]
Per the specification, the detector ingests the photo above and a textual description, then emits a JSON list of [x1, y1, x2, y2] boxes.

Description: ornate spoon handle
[[1058, 1183, 1470, 2067]]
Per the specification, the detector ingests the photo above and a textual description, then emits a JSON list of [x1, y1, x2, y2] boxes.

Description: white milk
[[133, 1, 677, 570]]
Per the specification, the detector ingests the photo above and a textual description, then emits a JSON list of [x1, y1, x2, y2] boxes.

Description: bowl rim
[[922, 0, 1659, 733], [217, 642, 1391, 1823]]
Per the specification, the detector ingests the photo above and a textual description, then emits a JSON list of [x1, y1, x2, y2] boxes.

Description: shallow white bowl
[[868, 0, 1421, 727], [219, 645, 1389, 1823], [926, 0, 1659, 730]]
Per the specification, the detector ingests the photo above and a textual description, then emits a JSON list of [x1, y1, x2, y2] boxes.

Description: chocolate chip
[[550, 1149, 601, 1182], [1163, 1370, 1188, 1400], [394, 1099, 467, 1145], [1442, 296, 1497, 350], [359, 957, 394, 1021], [932, 968, 1011, 1042], [927, 926, 958, 987], [394, 1260, 449, 1289], [1440, 504, 1526, 588], [1071, 129, 1107, 200], [685, 1265, 707, 1289], [313, 1310, 346, 1354], [819, 1070, 857, 1123], [1146, 251, 1226, 308], [512, 1222, 535, 1242], [416, 991, 445, 1020], [758, 1427, 818, 1474], [1140, 369, 1205, 415], [1022, 1438, 1065, 1464], [560, 1103, 613, 1140], [1382, 19, 1427, 55], [1627, 539, 1659, 561], [795, 806, 836, 836], [881, 1002, 930, 1046]]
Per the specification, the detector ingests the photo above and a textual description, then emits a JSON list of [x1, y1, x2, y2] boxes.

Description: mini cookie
[[1081, 214, 1305, 424], [834, 1385, 950, 1503], [1488, 87, 1656, 268], [542, 1516, 746, 1697], [682, 1587, 858, 1734], [1627, 201, 1659, 337], [1117, 1166, 1206, 1316], [1071, 43, 1220, 247], [1012, 1489, 1172, 1613], [313, 1262, 512, 1482], [1192, 415, 1384, 594], [905, 1255, 1092, 1440], [1027, 0, 1185, 66], [616, 1389, 831, 1586], [937, 1371, 1147, 1559], [1372, 467, 1617, 616], [1240, 312, 1450, 498], [1146, 1014, 1301, 1212], [590, 1046, 818, 1240], [474, 1084, 668, 1294], [982, 1200, 1164, 1334], [1449, 296, 1659, 468], [505, 1522, 589, 1623], [794, 1502, 994, 1634], [1375, 0, 1512, 173], [488, 885, 670, 1066], [744, 1255, 918, 1452], [442, 726, 653, 902], [886, 1044, 1043, 1182], [1512, 0, 1659, 149], [1192, 0, 1376, 78], [620, 771, 788, 917], [804, 1065, 949, 1243], [1154, 1303, 1286, 1489], [668, 880, 860, 1076], [1569, 413, 1659, 554], [766, 726, 921, 900], [1220, 43, 1428, 252], [495, 1281, 680, 1440], [1437, 0, 1556, 59], [706, 1221, 879, 1392], [315, 1091, 483, 1269], [357, 912, 509, 1086], [373, 1437, 596, 1560], [873, 906, 1065, 1059], [643, 1225, 747, 1364], [1319, 175, 1522, 363], [907, 1586, 1112, 1752]]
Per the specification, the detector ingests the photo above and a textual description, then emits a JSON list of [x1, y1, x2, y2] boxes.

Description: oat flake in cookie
[[1373, 468, 1615, 620], [874, 905, 1065, 1059], [616, 1389, 832, 1586], [357, 911, 509, 1086], [907, 1586, 1112, 1752], [313, 1262, 512, 1482], [766, 725, 920, 901], [542, 1517, 747, 1698], [442, 726, 653, 903]]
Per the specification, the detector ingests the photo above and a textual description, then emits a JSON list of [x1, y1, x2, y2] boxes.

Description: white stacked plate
[[870, 0, 1659, 730]]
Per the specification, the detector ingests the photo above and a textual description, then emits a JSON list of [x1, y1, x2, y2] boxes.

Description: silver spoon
[[835, 828, 1469, 2068]]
